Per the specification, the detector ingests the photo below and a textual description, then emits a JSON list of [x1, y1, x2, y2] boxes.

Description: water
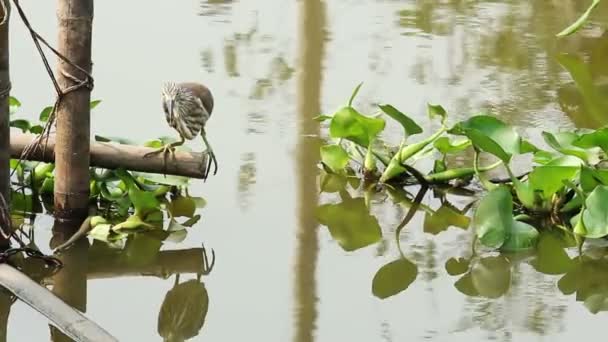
[[4, 0, 608, 341]]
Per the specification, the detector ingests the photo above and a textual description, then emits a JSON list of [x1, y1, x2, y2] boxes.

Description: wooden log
[[0, 0, 11, 248], [11, 133, 208, 178], [54, 0, 94, 219]]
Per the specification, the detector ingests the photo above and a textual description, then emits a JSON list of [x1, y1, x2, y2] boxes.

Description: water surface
[[5, 0, 608, 341]]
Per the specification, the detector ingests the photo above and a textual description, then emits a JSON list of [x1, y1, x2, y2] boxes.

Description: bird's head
[[161, 82, 180, 117]]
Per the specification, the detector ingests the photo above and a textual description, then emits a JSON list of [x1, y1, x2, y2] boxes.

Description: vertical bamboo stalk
[[0, 0, 11, 249], [293, 0, 326, 341], [54, 0, 94, 219]]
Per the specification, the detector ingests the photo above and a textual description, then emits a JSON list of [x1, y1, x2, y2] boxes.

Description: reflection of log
[[42, 248, 205, 285], [0, 264, 117, 341], [87, 248, 205, 279], [11, 133, 208, 179]]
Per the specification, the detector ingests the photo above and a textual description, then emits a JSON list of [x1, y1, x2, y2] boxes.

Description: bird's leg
[[143, 136, 185, 175], [201, 129, 218, 181]]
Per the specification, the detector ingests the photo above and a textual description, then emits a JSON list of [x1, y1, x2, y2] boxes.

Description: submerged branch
[[10, 133, 208, 179]]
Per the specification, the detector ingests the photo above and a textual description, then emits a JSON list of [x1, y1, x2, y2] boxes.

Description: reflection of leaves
[[224, 40, 239, 77], [445, 257, 470, 276], [558, 255, 608, 314], [372, 258, 418, 299], [558, 53, 608, 127], [316, 196, 382, 252], [529, 233, 574, 275], [167, 196, 196, 218], [470, 256, 511, 299], [423, 203, 470, 235], [158, 279, 209, 341]]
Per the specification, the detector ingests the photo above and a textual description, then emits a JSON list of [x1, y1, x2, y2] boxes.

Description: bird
[[144, 81, 218, 181]]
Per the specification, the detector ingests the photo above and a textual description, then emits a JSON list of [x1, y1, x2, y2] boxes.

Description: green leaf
[[500, 220, 539, 252], [348, 82, 363, 107], [112, 215, 155, 232], [39, 106, 53, 122], [528, 157, 582, 199], [427, 103, 447, 124], [556, 0, 601, 37], [10, 119, 31, 132], [433, 137, 471, 154], [371, 258, 418, 299], [581, 185, 608, 238], [378, 104, 422, 137], [89, 223, 127, 243], [9, 96, 21, 108], [316, 196, 382, 252], [320, 144, 350, 173], [90, 99, 102, 109], [575, 127, 608, 155], [473, 186, 538, 251], [423, 204, 470, 235], [95, 135, 137, 145], [29, 125, 43, 134], [135, 172, 190, 187], [9, 97, 20, 115], [580, 166, 608, 192], [329, 107, 386, 147], [313, 114, 332, 122], [449, 115, 524, 163], [130, 188, 160, 216], [541, 131, 599, 164]]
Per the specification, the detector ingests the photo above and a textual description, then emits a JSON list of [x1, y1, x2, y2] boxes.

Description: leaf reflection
[[158, 277, 209, 342]]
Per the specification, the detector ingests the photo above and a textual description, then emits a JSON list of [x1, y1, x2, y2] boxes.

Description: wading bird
[[145, 82, 218, 181]]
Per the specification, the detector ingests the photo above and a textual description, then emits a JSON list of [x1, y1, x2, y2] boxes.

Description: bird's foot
[[143, 144, 177, 176], [202, 149, 218, 182]]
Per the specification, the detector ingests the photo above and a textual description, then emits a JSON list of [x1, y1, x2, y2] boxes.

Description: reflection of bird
[[145, 82, 218, 181]]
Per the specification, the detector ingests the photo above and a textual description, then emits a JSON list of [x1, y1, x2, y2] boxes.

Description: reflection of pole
[[0, 291, 11, 342], [50, 220, 90, 342], [294, 0, 325, 341], [0, 0, 11, 249]]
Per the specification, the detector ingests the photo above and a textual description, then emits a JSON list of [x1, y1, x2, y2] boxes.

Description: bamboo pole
[[11, 133, 208, 178], [0, 264, 118, 341], [0, 0, 10, 249], [54, 0, 94, 219], [293, 0, 325, 341]]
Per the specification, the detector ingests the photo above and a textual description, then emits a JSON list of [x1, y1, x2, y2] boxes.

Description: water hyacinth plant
[[8, 97, 206, 248], [316, 84, 608, 255]]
